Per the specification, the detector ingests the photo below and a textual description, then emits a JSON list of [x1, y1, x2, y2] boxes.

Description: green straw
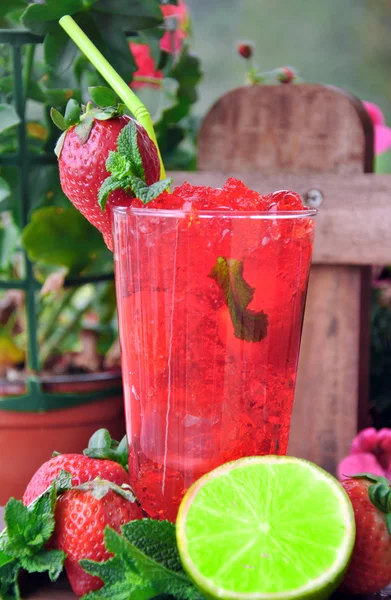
[[59, 15, 166, 180]]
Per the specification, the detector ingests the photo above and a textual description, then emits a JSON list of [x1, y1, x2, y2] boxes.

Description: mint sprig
[[209, 256, 269, 342], [0, 471, 72, 599], [81, 520, 205, 600], [98, 120, 172, 210]]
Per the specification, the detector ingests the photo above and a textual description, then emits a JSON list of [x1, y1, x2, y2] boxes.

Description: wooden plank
[[196, 84, 373, 473], [198, 84, 373, 175], [170, 172, 391, 265], [289, 266, 361, 472]]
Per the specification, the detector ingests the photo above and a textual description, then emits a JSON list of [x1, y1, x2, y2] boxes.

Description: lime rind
[[176, 456, 355, 600]]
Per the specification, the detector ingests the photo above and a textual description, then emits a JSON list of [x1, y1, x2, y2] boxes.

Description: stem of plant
[[39, 287, 77, 343], [39, 292, 95, 366], [22, 44, 35, 112]]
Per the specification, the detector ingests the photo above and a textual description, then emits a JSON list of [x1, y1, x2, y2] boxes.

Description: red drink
[[112, 179, 316, 521]]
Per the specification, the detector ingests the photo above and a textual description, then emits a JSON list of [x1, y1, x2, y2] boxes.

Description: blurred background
[[189, 0, 391, 121]]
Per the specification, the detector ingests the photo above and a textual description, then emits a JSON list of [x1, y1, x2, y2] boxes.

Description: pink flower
[[129, 43, 163, 90], [160, 1, 189, 53], [338, 427, 391, 481], [130, 1, 189, 89], [363, 101, 391, 155]]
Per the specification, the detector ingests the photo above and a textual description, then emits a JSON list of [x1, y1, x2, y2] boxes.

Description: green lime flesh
[[176, 456, 355, 600]]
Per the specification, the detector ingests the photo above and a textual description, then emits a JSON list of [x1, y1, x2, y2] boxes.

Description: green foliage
[[98, 120, 171, 208], [0, 0, 202, 370], [21, 206, 107, 274], [21, 0, 163, 82], [0, 471, 72, 599], [83, 428, 129, 470], [81, 521, 205, 599]]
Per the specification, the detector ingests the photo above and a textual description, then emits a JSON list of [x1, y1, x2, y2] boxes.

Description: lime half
[[176, 456, 355, 600]]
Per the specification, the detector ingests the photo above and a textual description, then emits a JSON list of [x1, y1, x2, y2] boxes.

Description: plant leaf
[[0, 104, 20, 134], [81, 525, 203, 600], [44, 25, 79, 71], [0, 0, 27, 19], [128, 175, 172, 204], [209, 257, 269, 342], [92, 0, 163, 28], [80, 12, 137, 83], [50, 108, 67, 132], [21, 206, 106, 274], [122, 520, 183, 573], [20, 549, 65, 581], [98, 175, 129, 211], [64, 99, 81, 127], [88, 86, 117, 108], [117, 120, 145, 180], [21, 0, 87, 35]]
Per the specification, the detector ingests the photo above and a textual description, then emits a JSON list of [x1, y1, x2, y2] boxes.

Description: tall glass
[[112, 206, 316, 521]]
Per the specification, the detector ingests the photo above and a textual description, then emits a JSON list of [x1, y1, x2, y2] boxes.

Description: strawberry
[[51, 87, 171, 251], [340, 474, 391, 594], [23, 428, 129, 506], [52, 479, 143, 596]]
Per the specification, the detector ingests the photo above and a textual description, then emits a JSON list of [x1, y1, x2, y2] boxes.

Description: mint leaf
[[98, 176, 127, 211], [105, 151, 129, 175], [64, 99, 81, 127], [122, 519, 182, 573], [117, 120, 145, 180], [82, 522, 204, 600], [0, 561, 19, 600], [88, 86, 117, 108], [0, 471, 72, 599], [20, 549, 65, 581], [83, 429, 129, 471], [81, 528, 157, 600], [209, 257, 269, 342], [128, 176, 172, 204]]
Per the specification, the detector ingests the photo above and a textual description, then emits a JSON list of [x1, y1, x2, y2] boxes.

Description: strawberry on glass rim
[[51, 85, 172, 251]]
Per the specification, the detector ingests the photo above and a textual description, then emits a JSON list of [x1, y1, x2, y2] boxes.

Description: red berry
[[277, 66, 295, 84], [340, 476, 391, 594], [237, 43, 253, 59], [23, 454, 129, 506], [59, 116, 160, 251], [52, 482, 143, 596]]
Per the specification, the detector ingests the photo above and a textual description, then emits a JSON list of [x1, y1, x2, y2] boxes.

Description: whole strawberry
[[23, 429, 129, 506], [52, 479, 143, 596], [52, 86, 171, 251], [341, 474, 391, 594]]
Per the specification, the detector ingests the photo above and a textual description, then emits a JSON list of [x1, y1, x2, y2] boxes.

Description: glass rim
[[112, 206, 317, 220]]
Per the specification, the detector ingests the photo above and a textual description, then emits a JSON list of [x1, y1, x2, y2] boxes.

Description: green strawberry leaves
[[88, 86, 117, 108], [0, 470, 72, 599], [83, 428, 129, 469], [81, 520, 205, 600], [209, 257, 269, 343], [51, 89, 125, 156], [98, 120, 172, 210]]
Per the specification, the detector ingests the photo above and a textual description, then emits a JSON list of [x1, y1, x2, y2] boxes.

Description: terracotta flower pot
[[0, 372, 125, 505]]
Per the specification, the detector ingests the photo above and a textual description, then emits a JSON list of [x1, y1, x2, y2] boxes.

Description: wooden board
[[170, 172, 391, 265], [196, 84, 374, 473]]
